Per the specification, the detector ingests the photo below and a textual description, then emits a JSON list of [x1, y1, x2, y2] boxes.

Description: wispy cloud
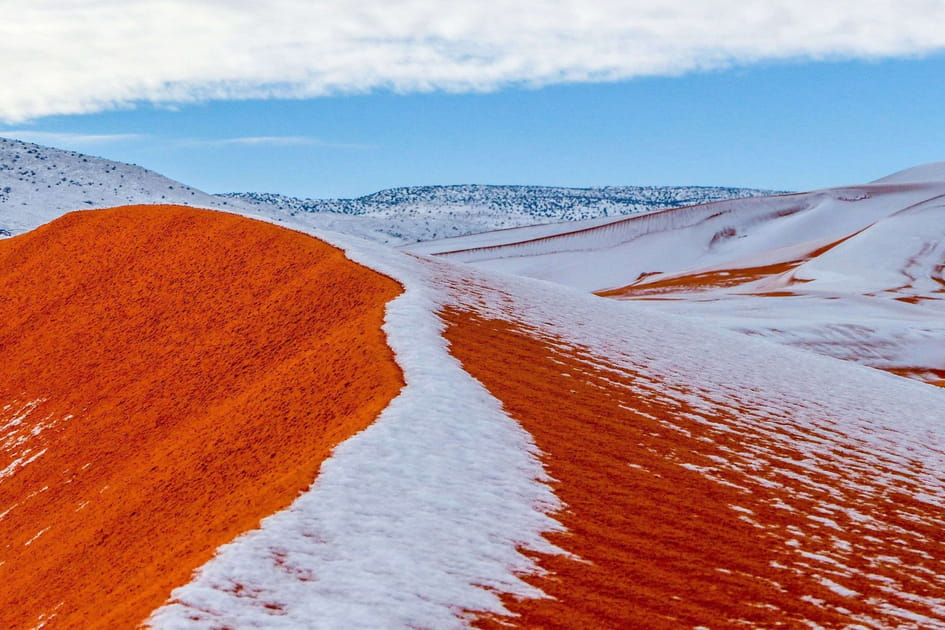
[[0, 131, 146, 146], [0, 131, 372, 152], [187, 136, 374, 149], [2, 1, 944, 122]]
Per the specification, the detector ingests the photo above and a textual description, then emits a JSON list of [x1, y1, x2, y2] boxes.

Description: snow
[[634, 194, 945, 376], [147, 223, 563, 629], [0, 400, 63, 481], [402, 213, 631, 256]]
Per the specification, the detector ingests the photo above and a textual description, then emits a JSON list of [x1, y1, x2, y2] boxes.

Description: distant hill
[[223, 184, 784, 243]]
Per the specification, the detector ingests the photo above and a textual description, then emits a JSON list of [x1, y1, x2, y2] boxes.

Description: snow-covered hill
[[0, 136, 248, 236], [0, 136, 404, 243], [224, 184, 782, 244]]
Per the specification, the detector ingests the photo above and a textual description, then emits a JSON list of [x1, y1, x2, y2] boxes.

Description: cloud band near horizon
[[2, 0, 944, 122]]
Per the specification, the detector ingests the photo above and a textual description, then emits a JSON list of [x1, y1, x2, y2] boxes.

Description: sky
[[2, 1, 944, 199]]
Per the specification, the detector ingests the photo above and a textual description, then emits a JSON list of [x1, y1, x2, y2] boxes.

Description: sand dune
[[0, 206, 402, 628]]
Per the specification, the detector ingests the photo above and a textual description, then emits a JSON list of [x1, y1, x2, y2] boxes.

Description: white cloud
[[1, 1, 944, 121]]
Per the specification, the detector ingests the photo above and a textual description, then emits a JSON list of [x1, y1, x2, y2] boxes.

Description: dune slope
[[0, 205, 403, 629]]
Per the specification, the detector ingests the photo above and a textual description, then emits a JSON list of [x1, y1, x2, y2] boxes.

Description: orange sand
[[0, 206, 403, 629], [596, 260, 803, 297], [888, 368, 945, 389], [597, 236, 858, 299], [442, 306, 945, 628]]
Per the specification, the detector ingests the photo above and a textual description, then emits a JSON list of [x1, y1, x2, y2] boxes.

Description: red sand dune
[[442, 306, 945, 629], [0, 206, 403, 629]]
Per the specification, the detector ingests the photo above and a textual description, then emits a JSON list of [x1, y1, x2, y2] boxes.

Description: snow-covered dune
[[871, 160, 945, 184], [416, 180, 943, 291], [415, 164, 945, 384], [436, 259, 945, 628]]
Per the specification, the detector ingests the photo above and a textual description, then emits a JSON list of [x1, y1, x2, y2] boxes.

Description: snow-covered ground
[[873, 160, 945, 184], [417, 180, 942, 291]]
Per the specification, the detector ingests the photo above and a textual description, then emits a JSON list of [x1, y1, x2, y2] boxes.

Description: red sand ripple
[[889, 369, 945, 389], [596, 259, 803, 297], [0, 206, 403, 629], [597, 235, 858, 299], [442, 305, 945, 629]]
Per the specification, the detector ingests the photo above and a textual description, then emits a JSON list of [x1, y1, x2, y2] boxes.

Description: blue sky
[[2, 2, 944, 198]]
